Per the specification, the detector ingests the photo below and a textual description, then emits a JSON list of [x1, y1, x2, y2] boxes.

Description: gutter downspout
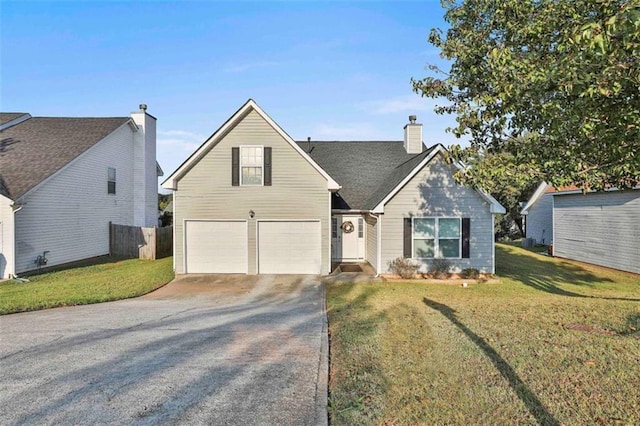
[[9, 201, 25, 279], [367, 212, 382, 277]]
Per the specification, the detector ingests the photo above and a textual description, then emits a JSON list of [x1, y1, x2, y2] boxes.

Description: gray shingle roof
[[296, 141, 437, 210], [0, 116, 130, 200]]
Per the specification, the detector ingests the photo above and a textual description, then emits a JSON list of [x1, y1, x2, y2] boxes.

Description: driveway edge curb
[[315, 278, 329, 426]]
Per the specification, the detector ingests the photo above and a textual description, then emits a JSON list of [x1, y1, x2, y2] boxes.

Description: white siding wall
[[14, 124, 136, 274], [174, 109, 331, 275], [554, 190, 640, 274], [381, 154, 495, 273], [525, 192, 553, 244], [365, 214, 378, 272], [0, 195, 15, 278]]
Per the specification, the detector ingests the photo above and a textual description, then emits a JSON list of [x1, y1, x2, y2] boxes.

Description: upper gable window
[[241, 146, 263, 185], [232, 146, 272, 187], [107, 167, 116, 195]]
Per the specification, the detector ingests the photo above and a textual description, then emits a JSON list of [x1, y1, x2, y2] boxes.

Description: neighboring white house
[[522, 182, 640, 274], [0, 106, 161, 279], [162, 99, 505, 276]]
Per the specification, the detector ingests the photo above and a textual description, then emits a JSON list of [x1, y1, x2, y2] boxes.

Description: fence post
[[109, 221, 112, 256]]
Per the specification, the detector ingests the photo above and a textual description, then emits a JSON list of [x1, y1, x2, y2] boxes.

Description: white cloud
[[157, 130, 204, 153], [223, 60, 280, 73], [156, 129, 207, 186], [362, 94, 439, 115], [310, 122, 382, 140]]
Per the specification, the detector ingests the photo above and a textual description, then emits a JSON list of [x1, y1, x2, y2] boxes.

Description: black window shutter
[[462, 217, 471, 258], [232, 147, 239, 186], [264, 147, 272, 186], [403, 218, 412, 258]]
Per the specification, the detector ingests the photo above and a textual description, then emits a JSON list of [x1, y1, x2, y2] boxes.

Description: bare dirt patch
[[563, 323, 618, 335]]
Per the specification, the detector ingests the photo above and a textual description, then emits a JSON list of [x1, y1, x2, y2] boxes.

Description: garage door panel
[[185, 220, 247, 273], [258, 221, 321, 274]]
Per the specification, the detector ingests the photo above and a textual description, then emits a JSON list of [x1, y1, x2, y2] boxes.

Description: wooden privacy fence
[[109, 222, 173, 260]]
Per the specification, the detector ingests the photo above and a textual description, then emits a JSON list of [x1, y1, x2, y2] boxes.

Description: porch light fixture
[[249, 209, 255, 218]]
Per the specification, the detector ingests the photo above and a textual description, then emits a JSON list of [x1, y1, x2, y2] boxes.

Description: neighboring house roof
[[520, 182, 551, 215], [297, 141, 436, 210], [521, 181, 640, 215], [1, 113, 30, 128], [0, 115, 130, 200]]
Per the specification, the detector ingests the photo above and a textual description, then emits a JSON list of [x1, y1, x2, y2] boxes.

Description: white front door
[[333, 215, 365, 261]]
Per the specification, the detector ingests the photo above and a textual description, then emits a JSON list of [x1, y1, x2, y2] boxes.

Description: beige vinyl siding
[[0, 195, 15, 278], [14, 124, 136, 274], [174, 109, 331, 274], [365, 214, 378, 272], [526, 192, 553, 245], [381, 154, 494, 273], [553, 190, 640, 274]]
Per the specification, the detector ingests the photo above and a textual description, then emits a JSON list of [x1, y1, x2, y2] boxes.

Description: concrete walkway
[[0, 274, 328, 425]]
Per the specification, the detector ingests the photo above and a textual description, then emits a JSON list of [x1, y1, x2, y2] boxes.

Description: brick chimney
[[403, 115, 423, 154]]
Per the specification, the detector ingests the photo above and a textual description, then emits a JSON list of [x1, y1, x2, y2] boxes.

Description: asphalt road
[[0, 274, 328, 425]]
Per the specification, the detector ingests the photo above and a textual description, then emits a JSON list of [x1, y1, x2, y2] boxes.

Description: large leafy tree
[[450, 141, 540, 237], [413, 0, 640, 190]]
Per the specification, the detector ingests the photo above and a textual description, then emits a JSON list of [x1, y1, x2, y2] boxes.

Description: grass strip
[[0, 256, 174, 314]]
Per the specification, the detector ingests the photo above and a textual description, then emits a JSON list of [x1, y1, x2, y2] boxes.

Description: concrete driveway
[[0, 274, 328, 425]]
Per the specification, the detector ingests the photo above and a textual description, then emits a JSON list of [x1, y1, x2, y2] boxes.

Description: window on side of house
[[240, 145, 263, 186], [107, 167, 116, 195], [413, 217, 461, 259]]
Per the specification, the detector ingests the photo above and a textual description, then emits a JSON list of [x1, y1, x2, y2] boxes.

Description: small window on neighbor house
[[358, 218, 364, 238], [107, 167, 116, 195]]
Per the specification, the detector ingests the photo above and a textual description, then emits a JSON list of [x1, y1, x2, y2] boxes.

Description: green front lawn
[[0, 257, 174, 315], [327, 244, 640, 425]]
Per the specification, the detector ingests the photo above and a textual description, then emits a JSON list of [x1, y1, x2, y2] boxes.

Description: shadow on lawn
[[423, 297, 560, 426], [325, 281, 389, 423], [496, 246, 640, 302]]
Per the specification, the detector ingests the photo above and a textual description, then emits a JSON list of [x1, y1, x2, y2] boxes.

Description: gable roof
[[297, 141, 436, 210], [0, 115, 130, 200], [161, 99, 340, 191], [302, 142, 505, 213], [520, 182, 551, 215]]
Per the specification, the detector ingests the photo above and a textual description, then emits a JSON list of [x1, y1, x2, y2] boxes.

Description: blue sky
[[1, 1, 462, 185]]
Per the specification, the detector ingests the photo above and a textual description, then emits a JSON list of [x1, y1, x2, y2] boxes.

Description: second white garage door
[[258, 220, 321, 274], [185, 220, 247, 273]]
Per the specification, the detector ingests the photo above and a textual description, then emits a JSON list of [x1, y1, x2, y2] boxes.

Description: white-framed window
[[413, 217, 461, 259], [107, 167, 116, 195], [240, 145, 263, 186], [358, 217, 364, 238]]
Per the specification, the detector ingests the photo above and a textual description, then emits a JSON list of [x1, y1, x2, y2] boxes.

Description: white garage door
[[185, 220, 247, 273], [258, 220, 322, 274]]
